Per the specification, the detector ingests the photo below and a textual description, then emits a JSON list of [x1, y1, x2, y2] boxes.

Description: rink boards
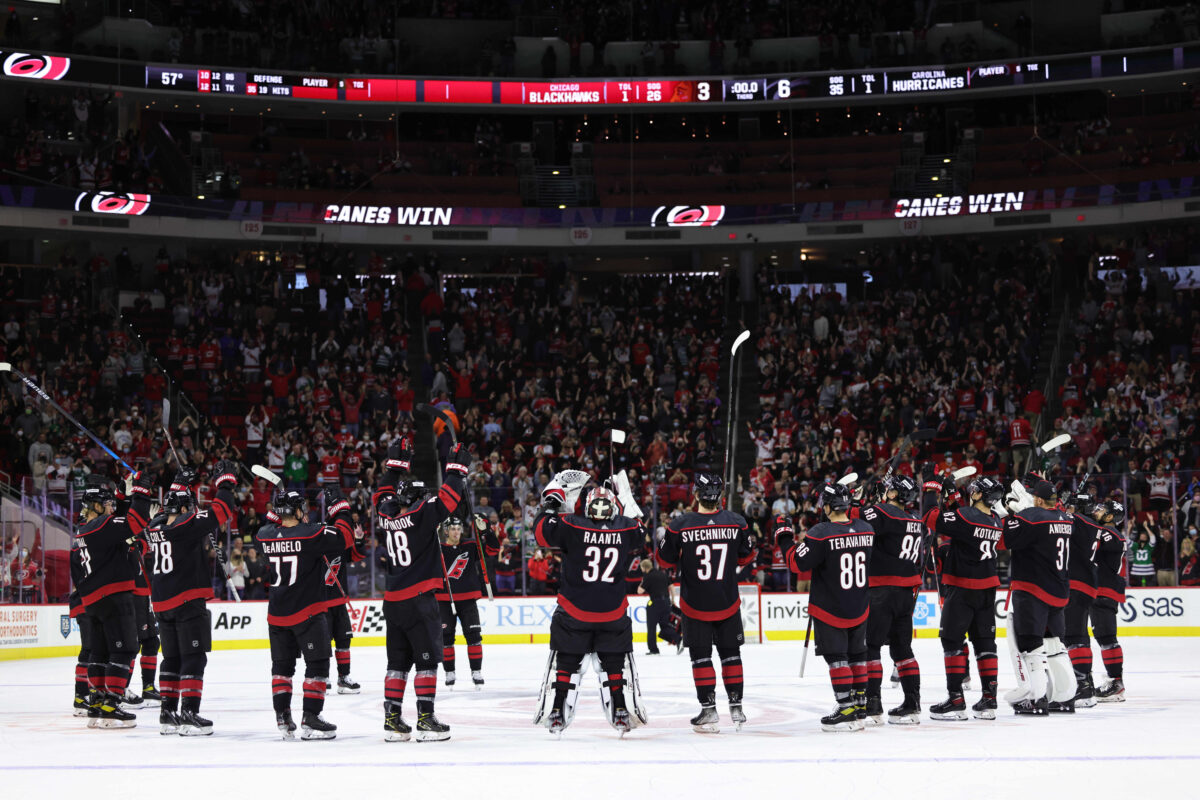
[[2, 587, 1197, 660]]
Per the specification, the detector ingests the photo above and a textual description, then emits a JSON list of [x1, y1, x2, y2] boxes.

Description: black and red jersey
[[656, 509, 754, 621], [436, 526, 499, 602], [1002, 506, 1073, 607], [1093, 523, 1127, 603], [320, 508, 364, 607], [534, 511, 642, 623], [71, 495, 152, 609], [932, 504, 1002, 589], [256, 515, 355, 626], [373, 471, 466, 602], [784, 519, 874, 628], [145, 487, 236, 612], [855, 502, 923, 588], [1068, 513, 1106, 597]]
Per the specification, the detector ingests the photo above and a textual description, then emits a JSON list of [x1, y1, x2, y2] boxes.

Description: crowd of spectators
[[2, 223, 1198, 603]]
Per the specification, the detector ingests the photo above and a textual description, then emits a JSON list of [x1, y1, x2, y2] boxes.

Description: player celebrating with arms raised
[[657, 473, 755, 733]]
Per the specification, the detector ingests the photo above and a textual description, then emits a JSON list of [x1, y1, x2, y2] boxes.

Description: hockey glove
[[321, 485, 350, 519], [1005, 480, 1035, 514], [445, 442, 471, 475], [920, 462, 936, 483], [130, 469, 154, 498], [772, 514, 795, 552], [385, 437, 414, 472], [213, 459, 239, 490], [612, 469, 642, 519], [170, 467, 198, 493], [543, 469, 588, 514]]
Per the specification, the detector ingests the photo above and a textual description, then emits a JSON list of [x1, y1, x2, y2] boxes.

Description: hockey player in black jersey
[[71, 471, 154, 728], [1001, 479, 1075, 716], [657, 473, 754, 733], [1089, 499, 1128, 702], [145, 462, 239, 735], [323, 490, 364, 696], [126, 533, 161, 710], [778, 481, 874, 731], [532, 471, 646, 736], [68, 590, 92, 716], [438, 514, 499, 689], [373, 438, 470, 742], [256, 483, 362, 740], [854, 474, 924, 725], [1061, 492, 1108, 709], [928, 476, 1005, 721]]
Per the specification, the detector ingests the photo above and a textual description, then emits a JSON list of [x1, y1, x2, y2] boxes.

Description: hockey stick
[[1077, 440, 1119, 495], [799, 615, 813, 678], [722, 330, 752, 503], [1, 362, 135, 473], [472, 516, 495, 602], [415, 403, 462, 615], [164, 398, 241, 602], [875, 428, 935, 503], [837, 472, 858, 486], [1021, 433, 1072, 480], [608, 428, 626, 487]]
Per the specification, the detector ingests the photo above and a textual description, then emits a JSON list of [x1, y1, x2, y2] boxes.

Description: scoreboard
[[4, 42, 1196, 108]]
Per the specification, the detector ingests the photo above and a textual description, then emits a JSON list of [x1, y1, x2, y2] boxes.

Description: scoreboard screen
[[116, 42, 1198, 108]]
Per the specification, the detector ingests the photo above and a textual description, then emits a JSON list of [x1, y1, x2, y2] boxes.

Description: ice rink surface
[[3, 637, 1198, 798]]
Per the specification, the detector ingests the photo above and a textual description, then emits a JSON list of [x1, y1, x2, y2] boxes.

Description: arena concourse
[[0, 0, 1198, 795]]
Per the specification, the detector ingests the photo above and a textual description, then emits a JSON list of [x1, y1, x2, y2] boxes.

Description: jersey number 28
[[151, 541, 174, 574]]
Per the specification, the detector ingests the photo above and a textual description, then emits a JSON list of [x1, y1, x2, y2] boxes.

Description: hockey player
[[856, 474, 923, 725], [71, 471, 154, 728], [1091, 499, 1127, 702], [1061, 492, 1107, 709], [778, 481, 874, 731], [373, 438, 470, 742], [438, 514, 499, 689], [928, 476, 1005, 720], [256, 483, 361, 740], [1001, 479, 1075, 715], [533, 473, 644, 735], [324, 490, 364, 696], [126, 530, 161, 709], [145, 462, 239, 735], [657, 473, 754, 733]]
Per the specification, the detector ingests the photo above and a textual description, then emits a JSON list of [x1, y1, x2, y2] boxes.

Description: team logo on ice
[[59, 615, 71, 639], [650, 205, 726, 227]]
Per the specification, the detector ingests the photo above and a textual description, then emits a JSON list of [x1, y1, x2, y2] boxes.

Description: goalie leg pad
[[534, 651, 584, 730], [1044, 637, 1077, 703]]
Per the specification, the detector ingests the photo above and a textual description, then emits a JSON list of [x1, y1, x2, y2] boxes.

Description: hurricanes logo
[[74, 191, 152, 216], [447, 552, 470, 579], [650, 205, 726, 227], [2, 52, 72, 80]]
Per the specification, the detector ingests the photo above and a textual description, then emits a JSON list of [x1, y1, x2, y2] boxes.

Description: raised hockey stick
[[875, 428, 935, 503], [415, 403, 462, 615], [608, 428, 626, 487], [722, 330, 752, 503], [799, 615, 813, 678], [1077, 440, 1123, 495], [837, 472, 858, 486], [254, 464, 347, 600], [1021, 433, 1072, 480], [164, 398, 240, 602], [1, 362, 136, 473]]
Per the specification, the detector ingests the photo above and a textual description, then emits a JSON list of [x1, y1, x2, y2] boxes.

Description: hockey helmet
[[818, 481, 853, 513], [1071, 493, 1099, 518], [78, 476, 116, 523], [439, 515, 465, 543], [887, 474, 919, 506], [967, 476, 1005, 505], [1104, 499, 1126, 526], [271, 488, 308, 520], [584, 486, 619, 520], [395, 479, 426, 507], [693, 472, 724, 504], [163, 488, 194, 516]]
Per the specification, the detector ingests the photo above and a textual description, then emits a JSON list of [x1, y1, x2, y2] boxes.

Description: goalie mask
[[584, 486, 620, 521]]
